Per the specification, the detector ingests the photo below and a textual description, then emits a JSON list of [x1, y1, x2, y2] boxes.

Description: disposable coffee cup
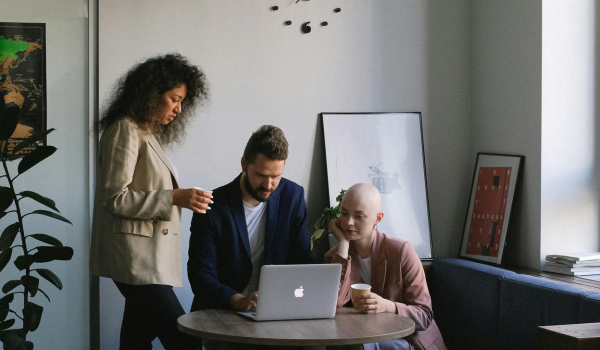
[[351, 283, 371, 310]]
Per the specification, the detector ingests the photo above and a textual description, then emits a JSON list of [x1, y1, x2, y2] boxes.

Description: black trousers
[[114, 281, 199, 350]]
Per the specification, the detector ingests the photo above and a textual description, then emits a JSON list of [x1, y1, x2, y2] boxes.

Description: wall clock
[[270, 0, 342, 34]]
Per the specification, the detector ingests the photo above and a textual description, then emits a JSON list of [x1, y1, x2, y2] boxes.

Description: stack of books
[[543, 253, 600, 276]]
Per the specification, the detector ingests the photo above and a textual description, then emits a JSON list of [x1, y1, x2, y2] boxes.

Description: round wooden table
[[177, 307, 415, 346]]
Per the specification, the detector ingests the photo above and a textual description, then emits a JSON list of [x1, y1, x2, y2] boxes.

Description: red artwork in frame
[[460, 154, 523, 265]]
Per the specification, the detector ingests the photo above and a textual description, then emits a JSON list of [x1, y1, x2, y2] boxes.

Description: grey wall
[[0, 0, 90, 349], [98, 0, 471, 348], [470, 0, 543, 269]]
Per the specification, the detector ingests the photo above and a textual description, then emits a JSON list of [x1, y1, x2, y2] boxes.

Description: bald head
[[343, 183, 382, 215]]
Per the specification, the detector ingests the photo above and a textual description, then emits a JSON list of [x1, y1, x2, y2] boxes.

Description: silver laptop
[[238, 264, 342, 321]]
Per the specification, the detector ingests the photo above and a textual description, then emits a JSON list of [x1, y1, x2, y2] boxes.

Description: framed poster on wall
[[459, 153, 524, 265], [322, 112, 433, 260], [0, 22, 47, 158]]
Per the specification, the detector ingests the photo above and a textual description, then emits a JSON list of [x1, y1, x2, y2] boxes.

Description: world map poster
[[0, 22, 46, 157]]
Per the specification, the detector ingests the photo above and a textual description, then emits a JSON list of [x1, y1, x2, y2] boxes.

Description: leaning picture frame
[[322, 112, 433, 260], [459, 153, 524, 265]]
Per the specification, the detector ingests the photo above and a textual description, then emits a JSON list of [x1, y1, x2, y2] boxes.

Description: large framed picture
[[322, 112, 433, 260], [459, 153, 524, 265]]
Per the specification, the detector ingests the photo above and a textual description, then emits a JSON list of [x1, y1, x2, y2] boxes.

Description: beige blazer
[[325, 231, 447, 350], [90, 118, 183, 286]]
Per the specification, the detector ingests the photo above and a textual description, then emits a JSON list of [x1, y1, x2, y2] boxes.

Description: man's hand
[[353, 292, 396, 314], [229, 292, 259, 311], [172, 188, 213, 214], [330, 218, 350, 259]]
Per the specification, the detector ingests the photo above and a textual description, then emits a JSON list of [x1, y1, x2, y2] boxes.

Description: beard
[[244, 173, 276, 202]]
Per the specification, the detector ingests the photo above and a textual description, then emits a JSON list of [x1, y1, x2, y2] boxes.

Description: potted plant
[[311, 189, 345, 250], [0, 104, 74, 350]]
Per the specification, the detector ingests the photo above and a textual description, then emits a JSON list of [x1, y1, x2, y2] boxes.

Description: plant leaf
[[17, 146, 56, 175], [19, 191, 59, 213], [0, 329, 34, 350], [2, 280, 22, 294], [20, 276, 39, 298], [0, 329, 26, 349], [11, 128, 55, 156], [0, 104, 20, 141], [314, 217, 323, 230], [0, 186, 13, 213], [0, 294, 14, 322], [35, 269, 63, 290], [28, 234, 63, 247], [26, 210, 72, 225], [312, 229, 325, 241], [13, 255, 35, 271], [0, 319, 15, 331], [23, 302, 43, 332], [0, 223, 20, 251], [33, 246, 74, 263], [0, 249, 13, 273]]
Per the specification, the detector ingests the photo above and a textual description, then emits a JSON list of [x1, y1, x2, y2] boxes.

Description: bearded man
[[188, 125, 311, 318]]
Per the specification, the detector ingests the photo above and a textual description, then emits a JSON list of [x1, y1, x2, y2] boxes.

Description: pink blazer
[[325, 230, 447, 350]]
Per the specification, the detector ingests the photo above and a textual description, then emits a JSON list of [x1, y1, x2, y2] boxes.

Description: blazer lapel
[[146, 136, 179, 187], [264, 190, 279, 264], [228, 176, 251, 259], [371, 230, 387, 295]]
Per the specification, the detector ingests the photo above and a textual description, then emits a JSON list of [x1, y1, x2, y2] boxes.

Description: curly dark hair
[[243, 125, 289, 163], [96, 53, 209, 146]]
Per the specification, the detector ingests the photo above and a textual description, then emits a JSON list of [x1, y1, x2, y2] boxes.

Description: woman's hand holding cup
[[352, 283, 396, 314], [172, 187, 213, 214]]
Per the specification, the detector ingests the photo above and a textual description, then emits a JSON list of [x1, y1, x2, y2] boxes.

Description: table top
[[177, 307, 416, 346], [538, 322, 600, 340]]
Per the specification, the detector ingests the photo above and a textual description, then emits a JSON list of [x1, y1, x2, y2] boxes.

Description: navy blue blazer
[[188, 174, 312, 311]]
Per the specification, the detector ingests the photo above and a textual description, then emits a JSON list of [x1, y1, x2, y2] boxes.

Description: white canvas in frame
[[322, 113, 433, 259]]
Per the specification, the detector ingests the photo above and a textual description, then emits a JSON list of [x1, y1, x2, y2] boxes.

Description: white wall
[[0, 0, 90, 349], [98, 0, 471, 348], [541, 0, 600, 262], [470, 0, 543, 269]]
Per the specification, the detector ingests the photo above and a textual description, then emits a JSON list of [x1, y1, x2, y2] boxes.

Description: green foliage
[[0, 106, 73, 349], [19, 192, 59, 213], [27, 234, 63, 247], [0, 223, 19, 252], [310, 189, 345, 250]]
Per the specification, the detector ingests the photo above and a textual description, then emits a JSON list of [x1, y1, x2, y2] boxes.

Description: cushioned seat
[[431, 258, 516, 350], [580, 290, 600, 323], [499, 274, 587, 350]]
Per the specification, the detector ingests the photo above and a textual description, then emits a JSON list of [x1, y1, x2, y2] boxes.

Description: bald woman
[[325, 183, 446, 350]]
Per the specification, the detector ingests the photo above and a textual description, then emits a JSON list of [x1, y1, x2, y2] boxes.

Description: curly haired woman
[[90, 53, 210, 350]]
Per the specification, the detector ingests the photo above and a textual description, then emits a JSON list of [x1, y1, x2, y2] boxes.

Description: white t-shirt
[[242, 200, 267, 295], [358, 255, 372, 285]]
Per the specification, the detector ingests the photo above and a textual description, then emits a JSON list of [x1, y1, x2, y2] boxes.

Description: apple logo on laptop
[[294, 286, 304, 298]]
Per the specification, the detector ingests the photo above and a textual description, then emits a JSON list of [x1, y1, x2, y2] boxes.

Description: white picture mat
[[459, 154, 522, 264], [323, 113, 432, 259]]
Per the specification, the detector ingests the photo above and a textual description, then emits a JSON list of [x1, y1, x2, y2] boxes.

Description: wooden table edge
[[177, 310, 416, 346], [177, 323, 415, 346]]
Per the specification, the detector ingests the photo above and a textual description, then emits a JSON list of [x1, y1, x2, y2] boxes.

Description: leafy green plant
[[0, 104, 73, 350], [311, 189, 345, 250]]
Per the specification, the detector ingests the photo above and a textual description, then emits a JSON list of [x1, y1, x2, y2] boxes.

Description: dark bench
[[428, 258, 600, 350]]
